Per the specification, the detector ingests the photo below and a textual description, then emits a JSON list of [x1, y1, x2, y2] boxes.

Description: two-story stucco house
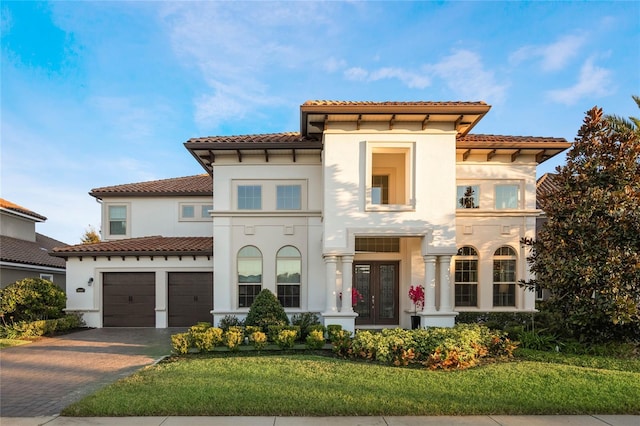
[[52, 100, 570, 331]]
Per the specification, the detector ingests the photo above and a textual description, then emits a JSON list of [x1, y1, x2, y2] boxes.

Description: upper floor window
[[276, 246, 301, 308], [493, 246, 517, 307], [455, 246, 478, 307], [238, 185, 262, 210], [237, 245, 262, 307], [495, 185, 519, 209], [108, 205, 127, 236], [457, 185, 479, 209], [180, 203, 213, 221], [366, 143, 414, 211], [276, 185, 301, 210], [40, 274, 54, 282]]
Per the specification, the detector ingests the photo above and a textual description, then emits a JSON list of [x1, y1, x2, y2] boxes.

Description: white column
[[422, 255, 437, 313], [324, 255, 338, 313], [439, 255, 453, 312], [340, 255, 354, 313]]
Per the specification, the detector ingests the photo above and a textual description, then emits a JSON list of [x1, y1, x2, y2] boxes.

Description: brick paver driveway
[[0, 328, 182, 417]]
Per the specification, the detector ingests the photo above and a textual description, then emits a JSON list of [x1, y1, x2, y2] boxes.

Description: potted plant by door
[[408, 285, 425, 329]]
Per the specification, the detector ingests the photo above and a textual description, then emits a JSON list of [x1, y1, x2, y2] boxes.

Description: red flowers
[[408, 285, 425, 311]]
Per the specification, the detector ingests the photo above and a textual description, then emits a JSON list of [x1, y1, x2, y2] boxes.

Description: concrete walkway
[[0, 328, 181, 417], [1, 415, 639, 426]]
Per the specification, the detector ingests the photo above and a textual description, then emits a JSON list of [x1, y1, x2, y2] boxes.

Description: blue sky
[[1, 1, 639, 244]]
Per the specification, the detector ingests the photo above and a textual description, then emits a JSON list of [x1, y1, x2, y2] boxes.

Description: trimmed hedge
[[0, 278, 66, 321], [0, 313, 85, 339]]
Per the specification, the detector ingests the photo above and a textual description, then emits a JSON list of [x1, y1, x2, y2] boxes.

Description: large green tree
[[525, 103, 640, 342]]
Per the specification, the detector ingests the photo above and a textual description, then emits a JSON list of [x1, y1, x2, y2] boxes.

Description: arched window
[[237, 246, 262, 307], [276, 246, 301, 308], [455, 246, 478, 307], [493, 246, 517, 307]]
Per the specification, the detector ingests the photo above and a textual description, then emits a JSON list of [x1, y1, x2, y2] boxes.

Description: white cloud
[[546, 57, 613, 105], [344, 66, 430, 89], [510, 34, 586, 72], [425, 50, 508, 103], [324, 57, 347, 73]]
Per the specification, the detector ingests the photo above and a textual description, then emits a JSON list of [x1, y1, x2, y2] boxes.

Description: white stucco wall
[[100, 196, 214, 240], [64, 255, 213, 328]]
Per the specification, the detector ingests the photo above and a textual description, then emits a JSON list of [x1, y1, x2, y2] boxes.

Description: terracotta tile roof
[[303, 100, 489, 107], [51, 236, 213, 258], [0, 233, 67, 269], [186, 132, 320, 146], [457, 134, 570, 147], [0, 198, 47, 221], [536, 173, 561, 210], [90, 175, 212, 198]]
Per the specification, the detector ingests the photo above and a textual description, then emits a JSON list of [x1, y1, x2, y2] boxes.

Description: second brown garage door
[[168, 272, 213, 327], [103, 272, 156, 327]]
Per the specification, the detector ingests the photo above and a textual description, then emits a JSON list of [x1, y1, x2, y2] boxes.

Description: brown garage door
[[103, 272, 155, 327], [168, 272, 213, 327]]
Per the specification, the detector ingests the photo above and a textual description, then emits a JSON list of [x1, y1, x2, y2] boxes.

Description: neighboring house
[[52, 100, 571, 331], [0, 198, 67, 290]]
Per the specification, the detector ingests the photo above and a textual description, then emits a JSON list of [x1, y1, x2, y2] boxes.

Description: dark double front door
[[353, 261, 399, 326]]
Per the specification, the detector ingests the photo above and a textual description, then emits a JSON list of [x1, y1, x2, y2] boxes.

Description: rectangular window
[[238, 285, 262, 308], [40, 274, 54, 282], [276, 185, 301, 210], [182, 205, 195, 218], [495, 185, 519, 209], [108, 205, 127, 235], [371, 175, 389, 205], [493, 259, 516, 307], [355, 237, 400, 253], [238, 185, 262, 210], [457, 185, 480, 209], [277, 285, 300, 308], [201, 205, 212, 217], [454, 259, 478, 307]]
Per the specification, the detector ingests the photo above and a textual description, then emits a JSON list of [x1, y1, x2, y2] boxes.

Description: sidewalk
[[2, 415, 639, 426]]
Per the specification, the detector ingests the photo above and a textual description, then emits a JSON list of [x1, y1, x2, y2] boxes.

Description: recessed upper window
[[179, 203, 213, 221], [238, 185, 262, 210], [457, 185, 479, 209], [276, 185, 301, 210], [366, 143, 414, 211], [495, 185, 519, 209]]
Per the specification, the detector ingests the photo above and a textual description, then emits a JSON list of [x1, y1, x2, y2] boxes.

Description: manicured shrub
[[218, 315, 244, 331], [245, 289, 289, 331], [225, 328, 244, 351], [305, 329, 326, 349], [267, 325, 300, 343], [192, 327, 223, 352], [0, 278, 66, 321], [331, 329, 353, 357], [249, 331, 267, 350], [0, 313, 84, 339], [327, 324, 343, 342], [171, 333, 192, 355], [275, 329, 297, 349], [291, 312, 321, 339], [245, 325, 262, 335], [189, 322, 212, 333]]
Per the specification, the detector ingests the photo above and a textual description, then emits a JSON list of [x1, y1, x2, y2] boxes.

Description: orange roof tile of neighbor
[[0, 234, 67, 268], [186, 132, 319, 145], [536, 173, 561, 210], [0, 198, 47, 221], [51, 236, 213, 258], [90, 175, 212, 198], [457, 134, 571, 148], [302, 100, 490, 107]]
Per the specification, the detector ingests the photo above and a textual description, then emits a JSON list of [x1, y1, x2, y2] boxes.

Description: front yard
[[62, 351, 640, 416]]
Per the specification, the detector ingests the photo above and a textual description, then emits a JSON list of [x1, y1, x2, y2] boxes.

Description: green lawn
[[62, 352, 640, 416]]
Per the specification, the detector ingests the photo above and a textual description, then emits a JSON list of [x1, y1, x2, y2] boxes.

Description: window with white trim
[[40, 274, 54, 282], [495, 185, 519, 209], [238, 246, 262, 307], [276, 246, 301, 308], [493, 246, 517, 307], [179, 203, 213, 221], [107, 205, 127, 236], [238, 185, 262, 210], [455, 246, 478, 307], [457, 185, 480, 209], [276, 185, 301, 210]]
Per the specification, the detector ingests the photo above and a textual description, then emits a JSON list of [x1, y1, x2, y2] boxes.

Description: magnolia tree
[[522, 102, 640, 342]]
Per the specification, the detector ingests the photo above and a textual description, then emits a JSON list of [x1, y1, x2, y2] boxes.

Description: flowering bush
[[408, 285, 425, 312], [340, 289, 364, 306]]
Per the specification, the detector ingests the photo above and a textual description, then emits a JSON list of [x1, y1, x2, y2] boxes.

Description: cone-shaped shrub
[[245, 289, 289, 330]]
